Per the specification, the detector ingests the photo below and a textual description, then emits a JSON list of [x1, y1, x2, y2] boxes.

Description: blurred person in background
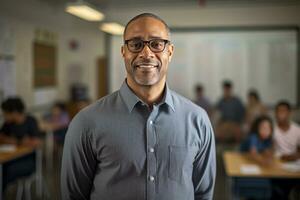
[[238, 115, 274, 200], [0, 97, 41, 147], [194, 83, 212, 117], [245, 89, 267, 132], [216, 80, 245, 143], [41, 101, 70, 144], [42, 101, 70, 130], [271, 101, 300, 200], [240, 115, 274, 166], [273, 100, 300, 161]]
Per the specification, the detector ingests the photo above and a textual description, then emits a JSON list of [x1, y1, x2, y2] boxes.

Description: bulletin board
[[33, 42, 57, 88]]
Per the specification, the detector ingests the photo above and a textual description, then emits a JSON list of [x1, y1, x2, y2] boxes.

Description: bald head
[[123, 13, 170, 40]]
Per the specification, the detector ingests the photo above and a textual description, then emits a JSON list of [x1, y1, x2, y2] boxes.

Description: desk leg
[[46, 131, 54, 171], [226, 176, 239, 200], [36, 148, 43, 198], [0, 164, 3, 200]]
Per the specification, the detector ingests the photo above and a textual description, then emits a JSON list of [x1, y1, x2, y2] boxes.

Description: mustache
[[132, 58, 160, 67]]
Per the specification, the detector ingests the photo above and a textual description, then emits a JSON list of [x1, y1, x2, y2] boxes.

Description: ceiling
[[40, 0, 300, 9]]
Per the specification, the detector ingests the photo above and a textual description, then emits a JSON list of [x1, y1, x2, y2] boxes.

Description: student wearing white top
[[273, 101, 300, 161]]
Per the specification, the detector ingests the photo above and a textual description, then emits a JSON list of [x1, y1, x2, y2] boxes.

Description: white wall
[[106, 4, 300, 105], [106, 4, 300, 27], [0, 0, 105, 108]]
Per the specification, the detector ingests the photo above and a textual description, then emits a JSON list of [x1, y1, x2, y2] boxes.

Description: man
[[0, 97, 40, 147], [61, 13, 216, 200], [216, 80, 245, 142], [273, 101, 300, 161], [194, 84, 212, 116]]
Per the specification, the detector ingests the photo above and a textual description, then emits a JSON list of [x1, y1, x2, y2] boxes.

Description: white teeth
[[138, 65, 155, 68]]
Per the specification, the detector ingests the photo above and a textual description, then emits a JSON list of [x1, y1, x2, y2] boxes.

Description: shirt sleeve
[[0, 123, 11, 136], [193, 112, 216, 200], [248, 134, 259, 151], [61, 112, 97, 200]]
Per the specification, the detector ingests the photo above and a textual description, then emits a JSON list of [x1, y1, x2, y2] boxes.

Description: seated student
[[193, 84, 212, 116], [245, 89, 267, 132], [0, 97, 40, 194], [237, 116, 274, 199], [42, 101, 70, 131], [273, 100, 300, 161], [216, 80, 245, 143], [0, 97, 41, 147], [41, 101, 70, 143], [240, 115, 274, 166]]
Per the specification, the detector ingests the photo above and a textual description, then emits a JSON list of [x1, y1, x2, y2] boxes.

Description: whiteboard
[[109, 29, 298, 105], [0, 20, 16, 103]]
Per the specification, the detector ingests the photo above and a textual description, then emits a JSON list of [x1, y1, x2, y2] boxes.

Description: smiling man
[[61, 13, 216, 200]]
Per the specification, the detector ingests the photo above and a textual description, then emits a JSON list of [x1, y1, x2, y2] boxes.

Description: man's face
[[52, 106, 62, 117], [121, 17, 174, 87], [3, 111, 15, 123], [223, 87, 232, 98], [259, 120, 272, 140], [276, 105, 290, 124]]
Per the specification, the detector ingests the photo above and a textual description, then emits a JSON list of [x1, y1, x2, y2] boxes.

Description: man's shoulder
[[231, 96, 243, 104], [274, 122, 300, 137], [25, 115, 37, 124], [74, 91, 120, 118]]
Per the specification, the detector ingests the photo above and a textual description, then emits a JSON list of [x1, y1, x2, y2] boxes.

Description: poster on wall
[[33, 42, 57, 88], [33, 29, 58, 106]]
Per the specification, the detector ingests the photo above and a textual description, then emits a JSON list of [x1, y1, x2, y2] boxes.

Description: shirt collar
[[119, 80, 175, 113], [120, 80, 141, 113], [162, 83, 175, 112]]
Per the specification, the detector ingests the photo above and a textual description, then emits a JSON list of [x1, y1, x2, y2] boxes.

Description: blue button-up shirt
[[61, 81, 216, 200]]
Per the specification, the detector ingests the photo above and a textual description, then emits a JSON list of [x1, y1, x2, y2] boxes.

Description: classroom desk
[[0, 145, 42, 199], [223, 151, 300, 199]]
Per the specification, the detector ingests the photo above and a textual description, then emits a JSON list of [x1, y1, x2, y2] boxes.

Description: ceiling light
[[100, 23, 125, 35], [65, 1, 104, 21]]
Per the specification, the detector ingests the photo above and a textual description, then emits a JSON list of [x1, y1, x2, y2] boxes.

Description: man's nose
[[138, 44, 155, 58]]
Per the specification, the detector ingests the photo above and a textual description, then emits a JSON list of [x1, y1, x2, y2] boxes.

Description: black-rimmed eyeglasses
[[124, 39, 170, 53]]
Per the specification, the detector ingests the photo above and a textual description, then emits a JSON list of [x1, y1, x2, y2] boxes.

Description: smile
[[136, 64, 157, 69]]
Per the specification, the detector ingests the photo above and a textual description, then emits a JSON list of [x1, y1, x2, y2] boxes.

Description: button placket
[[146, 106, 159, 199]]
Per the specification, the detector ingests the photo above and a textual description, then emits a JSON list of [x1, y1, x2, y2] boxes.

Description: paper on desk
[[281, 160, 300, 172], [0, 144, 16, 152], [240, 164, 261, 174]]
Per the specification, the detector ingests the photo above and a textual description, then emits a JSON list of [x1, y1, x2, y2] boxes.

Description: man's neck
[[278, 121, 291, 132], [15, 114, 26, 124], [126, 78, 165, 106]]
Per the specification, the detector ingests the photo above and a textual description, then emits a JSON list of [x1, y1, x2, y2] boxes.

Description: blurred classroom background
[[0, 0, 300, 199]]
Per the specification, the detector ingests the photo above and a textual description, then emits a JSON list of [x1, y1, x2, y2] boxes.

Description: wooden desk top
[[0, 145, 34, 164], [223, 151, 300, 178]]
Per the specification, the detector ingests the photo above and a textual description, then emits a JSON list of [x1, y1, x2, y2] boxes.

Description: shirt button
[[149, 120, 153, 125], [149, 176, 155, 182], [149, 147, 154, 153]]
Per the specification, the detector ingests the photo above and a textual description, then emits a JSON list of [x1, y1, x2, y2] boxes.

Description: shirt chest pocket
[[168, 145, 198, 182]]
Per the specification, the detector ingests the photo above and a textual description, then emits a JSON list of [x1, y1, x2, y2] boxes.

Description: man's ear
[[121, 45, 125, 58], [168, 44, 174, 62]]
